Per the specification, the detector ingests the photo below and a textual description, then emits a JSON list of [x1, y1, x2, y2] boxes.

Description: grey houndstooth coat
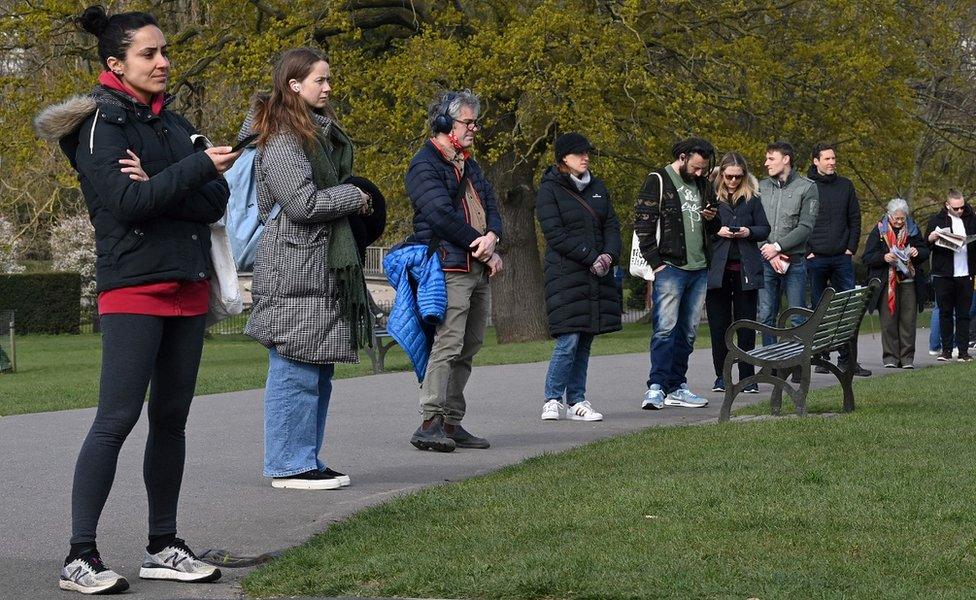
[[241, 111, 365, 364]]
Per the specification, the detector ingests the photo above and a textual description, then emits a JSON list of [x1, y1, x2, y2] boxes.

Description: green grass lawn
[[0, 321, 659, 416], [242, 362, 976, 599]]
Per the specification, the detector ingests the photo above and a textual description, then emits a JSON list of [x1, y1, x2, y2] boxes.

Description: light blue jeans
[[758, 257, 808, 346], [648, 265, 708, 392], [544, 332, 595, 404], [263, 347, 335, 478]]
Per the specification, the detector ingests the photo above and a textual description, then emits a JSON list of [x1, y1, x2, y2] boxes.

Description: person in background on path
[[805, 143, 871, 377], [242, 48, 376, 490], [407, 90, 503, 452], [862, 199, 929, 368], [634, 137, 720, 410], [34, 5, 239, 593], [757, 141, 819, 347], [926, 189, 976, 362], [536, 133, 622, 422], [705, 152, 769, 394]]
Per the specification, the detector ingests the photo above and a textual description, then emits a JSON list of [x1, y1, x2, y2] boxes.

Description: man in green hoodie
[[757, 140, 819, 346]]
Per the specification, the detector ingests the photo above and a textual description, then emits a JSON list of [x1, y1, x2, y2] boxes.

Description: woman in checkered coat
[[242, 48, 374, 490]]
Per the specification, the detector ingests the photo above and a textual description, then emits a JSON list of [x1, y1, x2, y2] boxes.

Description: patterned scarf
[[305, 124, 372, 350], [878, 216, 914, 315]]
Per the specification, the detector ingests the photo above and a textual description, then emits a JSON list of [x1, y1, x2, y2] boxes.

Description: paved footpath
[[0, 329, 937, 599]]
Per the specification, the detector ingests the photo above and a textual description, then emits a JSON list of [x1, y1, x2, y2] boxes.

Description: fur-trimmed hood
[[33, 95, 98, 142], [34, 86, 174, 142]]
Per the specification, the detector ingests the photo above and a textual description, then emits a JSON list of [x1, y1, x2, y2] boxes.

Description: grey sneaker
[[641, 384, 665, 410], [139, 538, 221, 583], [664, 384, 708, 408], [59, 550, 129, 595]]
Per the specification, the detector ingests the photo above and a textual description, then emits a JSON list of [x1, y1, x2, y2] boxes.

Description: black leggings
[[70, 314, 207, 545]]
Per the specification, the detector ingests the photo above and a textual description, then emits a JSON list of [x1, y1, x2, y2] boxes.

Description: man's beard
[[680, 164, 698, 183]]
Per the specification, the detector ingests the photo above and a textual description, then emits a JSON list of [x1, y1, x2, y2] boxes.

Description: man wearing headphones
[[405, 89, 503, 452], [634, 137, 720, 411]]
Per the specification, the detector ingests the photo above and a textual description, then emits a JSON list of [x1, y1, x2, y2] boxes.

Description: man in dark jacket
[[806, 143, 870, 377], [406, 89, 503, 452], [926, 189, 976, 361], [634, 137, 720, 411]]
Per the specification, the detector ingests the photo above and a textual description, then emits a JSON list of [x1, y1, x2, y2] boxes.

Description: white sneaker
[[567, 400, 603, 421], [664, 384, 708, 408], [642, 384, 665, 410], [928, 349, 940, 356], [541, 399, 566, 420], [139, 538, 221, 582], [59, 551, 129, 595]]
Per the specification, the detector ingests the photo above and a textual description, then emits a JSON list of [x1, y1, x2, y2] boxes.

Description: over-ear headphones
[[431, 92, 457, 134]]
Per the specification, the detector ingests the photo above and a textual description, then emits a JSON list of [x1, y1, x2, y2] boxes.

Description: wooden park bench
[[718, 279, 881, 422]]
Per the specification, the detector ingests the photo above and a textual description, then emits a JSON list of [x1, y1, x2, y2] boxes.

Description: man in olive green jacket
[[757, 140, 819, 346]]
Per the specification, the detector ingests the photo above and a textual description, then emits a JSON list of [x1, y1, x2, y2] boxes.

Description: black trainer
[[271, 469, 342, 490], [410, 415, 456, 452], [321, 467, 351, 487], [444, 423, 490, 449]]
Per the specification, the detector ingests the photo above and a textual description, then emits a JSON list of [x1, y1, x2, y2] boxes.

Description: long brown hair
[[714, 151, 758, 205], [252, 48, 337, 148]]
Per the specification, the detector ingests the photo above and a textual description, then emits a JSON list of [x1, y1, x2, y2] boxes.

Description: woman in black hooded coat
[[536, 133, 621, 423]]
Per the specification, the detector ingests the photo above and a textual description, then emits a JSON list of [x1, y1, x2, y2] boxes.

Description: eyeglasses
[[948, 204, 966, 212], [723, 173, 744, 180], [453, 118, 481, 130]]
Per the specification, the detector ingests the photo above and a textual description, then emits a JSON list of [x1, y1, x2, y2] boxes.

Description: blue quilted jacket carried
[[383, 243, 448, 382], [405, 140, 503, 271]]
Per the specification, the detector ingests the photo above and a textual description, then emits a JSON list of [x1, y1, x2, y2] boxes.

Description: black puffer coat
[[34, 86, 227, 293], [536, 167, 622, 337]]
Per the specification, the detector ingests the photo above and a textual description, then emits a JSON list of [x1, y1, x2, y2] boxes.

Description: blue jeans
[[929, 306, 941, 352], [647, 265, 708, 392], [263, 348, 335, 477], [807, 254, 855, 360], [544, 332, 595, 404], [758, 257, 808, 346]]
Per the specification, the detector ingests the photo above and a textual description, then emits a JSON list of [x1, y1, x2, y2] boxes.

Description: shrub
[[0, 272, 81, 334]]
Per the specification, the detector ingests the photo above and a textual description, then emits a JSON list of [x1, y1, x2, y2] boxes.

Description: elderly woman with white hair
[[862, 198, 930, 368]]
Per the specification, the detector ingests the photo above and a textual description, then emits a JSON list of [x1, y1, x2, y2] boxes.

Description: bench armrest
[[724, 318, 802, 362], [777, 307, 814, 329]]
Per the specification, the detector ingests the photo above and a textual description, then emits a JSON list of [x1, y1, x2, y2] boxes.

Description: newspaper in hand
[[933, 226, 976, 251], [890, 246, 912, 277]]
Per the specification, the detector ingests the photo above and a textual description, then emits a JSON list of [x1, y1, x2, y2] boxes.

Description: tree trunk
[[482, 152, 549, 343]]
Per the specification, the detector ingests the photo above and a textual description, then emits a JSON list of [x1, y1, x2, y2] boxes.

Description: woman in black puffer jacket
[[34, 6, 238, 593], [536, 133, 621, 423]]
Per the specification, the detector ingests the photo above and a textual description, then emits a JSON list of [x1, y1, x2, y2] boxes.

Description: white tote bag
[[629, 231, 655, 281], [207, 217, 244, 325]]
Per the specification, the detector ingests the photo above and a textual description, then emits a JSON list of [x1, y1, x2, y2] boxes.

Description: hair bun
[[77, 5, 110, 37]]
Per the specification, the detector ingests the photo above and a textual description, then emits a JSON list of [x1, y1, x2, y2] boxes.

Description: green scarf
[[305, 122, 372, 351]]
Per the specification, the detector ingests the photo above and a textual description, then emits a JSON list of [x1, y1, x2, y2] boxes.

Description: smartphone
[[727, 226, 741, 233], [230, 133, 259, 154]]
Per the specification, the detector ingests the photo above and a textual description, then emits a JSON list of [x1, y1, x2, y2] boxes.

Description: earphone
[[431, 92, 457, 134], [291, 83, 301, 92]]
